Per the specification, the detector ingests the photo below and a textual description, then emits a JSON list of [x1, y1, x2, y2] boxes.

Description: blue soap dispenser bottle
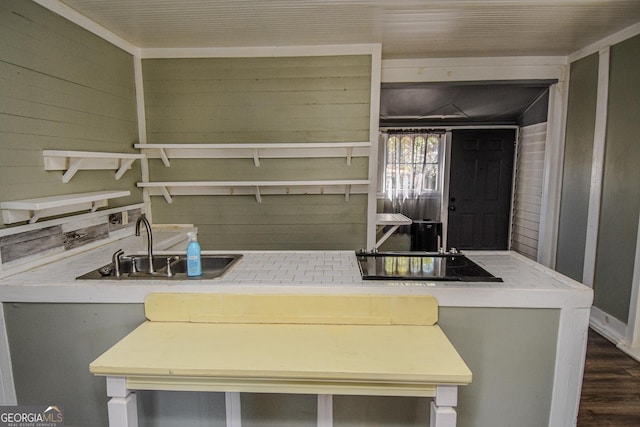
[[186, 232, 202, 277]]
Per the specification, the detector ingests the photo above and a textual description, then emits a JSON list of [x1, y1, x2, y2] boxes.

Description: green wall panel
[[152, 195, 368, 250], [148, 157, 368, 182], [4, 303, 559, 427], [142, 56, 371, 144], [142, 56, 372, 250], [555, 53, 599, 282], [593, 34, 640, 323], [439, 307, 559, 427], [0, 0, 142, 228], [4, 303, 146, 427]]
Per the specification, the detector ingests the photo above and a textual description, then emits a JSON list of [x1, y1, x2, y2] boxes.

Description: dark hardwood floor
[[577, 329, 640, 426]]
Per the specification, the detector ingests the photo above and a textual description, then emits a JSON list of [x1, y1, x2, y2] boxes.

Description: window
[[383, 132, 443, 199]]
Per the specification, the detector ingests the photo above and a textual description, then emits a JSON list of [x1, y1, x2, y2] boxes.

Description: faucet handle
[[165, 256, 179, 277], [112, 248, 124, 260], [112, 249, 124, 278], [128, 256, 139, 273]]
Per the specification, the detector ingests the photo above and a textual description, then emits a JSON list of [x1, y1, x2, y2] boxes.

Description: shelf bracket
[[115, 159, 136, 180], [160, 186, 173, 204], [345, 185, 351, 202], [159, 148, 171, 167], [27, 203, 100, 224], [254, 186, 262, 203], [253, 149, 261, 167], [346, 147, 353, 166], [62, 158, 83, 183], [28, 210, 44, 224], [43, 151, 144, 183]]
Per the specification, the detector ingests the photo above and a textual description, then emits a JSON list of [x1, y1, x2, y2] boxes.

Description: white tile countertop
[[0, 231, 593, 309]]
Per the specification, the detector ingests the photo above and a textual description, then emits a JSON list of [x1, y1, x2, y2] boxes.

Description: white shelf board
[[134, 142, 371, 167], [376, 213, 413, 226], [137, 180, 369, 203], [43, 150, 145, 183], [1, 190, 131, 224]]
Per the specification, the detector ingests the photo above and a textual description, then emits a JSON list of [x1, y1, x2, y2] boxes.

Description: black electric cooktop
[[357, 252, 502, 282]]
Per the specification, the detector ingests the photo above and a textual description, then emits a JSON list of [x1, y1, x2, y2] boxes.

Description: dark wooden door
[[447, 129, 515, 250]]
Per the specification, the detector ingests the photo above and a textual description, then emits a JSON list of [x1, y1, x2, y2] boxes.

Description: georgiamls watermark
[[0, 406, 63, 427]]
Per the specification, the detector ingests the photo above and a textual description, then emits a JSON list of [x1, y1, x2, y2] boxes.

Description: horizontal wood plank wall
[[143, 56, 371, 250], [0, 0, 142, 229], [511, 123, 547, 260]]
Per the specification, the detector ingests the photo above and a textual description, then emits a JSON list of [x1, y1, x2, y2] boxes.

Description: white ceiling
[[56, 0, 640, 58]]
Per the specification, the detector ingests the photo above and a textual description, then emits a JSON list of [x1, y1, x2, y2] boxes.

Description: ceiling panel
[[56, 0, 640, 58], [380, 83, 551, 125]]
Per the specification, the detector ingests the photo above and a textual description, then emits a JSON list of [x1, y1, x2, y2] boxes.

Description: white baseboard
[[617, 343, 640, 363], [589, 305, 626, 344]]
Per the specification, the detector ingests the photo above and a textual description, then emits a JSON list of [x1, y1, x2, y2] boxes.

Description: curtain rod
[[380, 125, 520, 132], [380, 128, 446, 134]]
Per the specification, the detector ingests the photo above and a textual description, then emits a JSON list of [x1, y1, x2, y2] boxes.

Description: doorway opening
[[378, 81, 552, 254]]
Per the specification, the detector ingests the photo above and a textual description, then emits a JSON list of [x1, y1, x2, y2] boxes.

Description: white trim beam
[[367, 45, 382, 251], [537, 80, 568, 268], [141, 44, 381, 59], [382, 56, 567, 83], [549, 307, 591, 427], [133, 52, 152, 218], [0, 304, 17, 405], [582, 48, 611, 287]]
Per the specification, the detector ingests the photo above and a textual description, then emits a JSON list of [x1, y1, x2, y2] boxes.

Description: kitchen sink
[[76, 254, 242, 280]]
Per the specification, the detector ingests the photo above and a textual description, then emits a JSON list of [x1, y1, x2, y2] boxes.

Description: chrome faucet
[[135, 213, 155, 274]]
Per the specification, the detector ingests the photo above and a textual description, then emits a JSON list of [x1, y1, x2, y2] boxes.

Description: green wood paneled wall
[[5, 302, 559, 427], [142, 56, 372, 249], [555, 54, 599, 282], [0, 0, 142, 228], [593, 34, 640, 323]]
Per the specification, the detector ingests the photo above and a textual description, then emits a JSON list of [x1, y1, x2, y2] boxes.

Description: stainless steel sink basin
[[76, 254, 242, 280]]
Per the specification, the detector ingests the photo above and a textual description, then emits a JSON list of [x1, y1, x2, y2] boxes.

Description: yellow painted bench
[[90, 293, 471, 427]]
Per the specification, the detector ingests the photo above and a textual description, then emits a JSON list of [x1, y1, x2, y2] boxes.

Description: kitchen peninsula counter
[[0, 234, 593, 427], [0, 235, 591, 308]]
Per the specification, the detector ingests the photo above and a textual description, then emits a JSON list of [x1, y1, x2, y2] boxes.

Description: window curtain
[[381, 130, 444, 228]]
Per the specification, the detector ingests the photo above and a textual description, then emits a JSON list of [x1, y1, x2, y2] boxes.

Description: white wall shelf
[[1, 190, 131, 224], [134, 142, 371, 167], [43, 150, 145, 183], [137, 180, 369, 203]]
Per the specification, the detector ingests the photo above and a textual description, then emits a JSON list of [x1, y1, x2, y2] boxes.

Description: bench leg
[[430, 385, 458, 427], [318, 394, 333, 427], [226, 392, 242, 427], [106, 377, 138, 427]]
